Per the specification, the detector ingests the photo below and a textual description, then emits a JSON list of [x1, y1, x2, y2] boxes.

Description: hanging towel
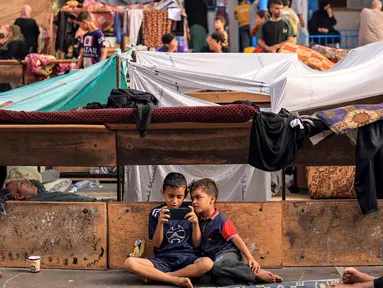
[[129, 9, 144, 46]]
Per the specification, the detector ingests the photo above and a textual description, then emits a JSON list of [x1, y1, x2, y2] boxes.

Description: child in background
[[76, 11, 107, 68], [190, 178, 283, 286], [235, 0, 251, 51], [124, 173, 213, 288], [215, 16, 229, 46], [251, 11, 266, 52]]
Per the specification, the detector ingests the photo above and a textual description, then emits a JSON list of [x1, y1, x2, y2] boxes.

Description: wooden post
[[115, 49, 121, 89]]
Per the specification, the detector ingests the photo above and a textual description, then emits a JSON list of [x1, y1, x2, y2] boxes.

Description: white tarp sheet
[[272, 41, 383, 112], [125, 52, 298, 202]]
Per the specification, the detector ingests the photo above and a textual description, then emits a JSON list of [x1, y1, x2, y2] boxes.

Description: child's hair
[[269, 0, 284, 6], [76, 11, 92, 22], [215, 16, 226, 25], [257, 10, 267, 19], [189, 178, 218, 202], [162, 172, 187, 193], [161, 33, 175, 45], [211, 32, 226, 44]]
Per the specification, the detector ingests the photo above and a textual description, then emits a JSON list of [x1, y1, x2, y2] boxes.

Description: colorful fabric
[[143, 10, 172, 48], [307, 166, 356, 199], [279, 43, 335, 71], [316, 104, 383, 134], [244, 279, 341, 288], [311, 44, 348, 63], [26, 53, 56, 76]]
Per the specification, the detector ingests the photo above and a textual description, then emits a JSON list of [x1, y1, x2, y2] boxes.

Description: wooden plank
[[116, 126, 251, 165], [283, 201, 383, 266], [0, 124, 110, 132], [0, 60, 19, 65], [0, 202, 107, 269], [107, 122, 252, 130], [0, 128, 116, 166], [0, 64, 23, 82], [108, 202, 282, 269], [187, 92, 271, 104], [293, 134, 355, 166]]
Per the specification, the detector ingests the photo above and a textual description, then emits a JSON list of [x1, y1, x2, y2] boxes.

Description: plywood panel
[[283, 201, 383, 266], [108, 202, 282, 269], [0, 126, 116, 166], [0, 202, 107, 269], [0, 64, 23, 83]]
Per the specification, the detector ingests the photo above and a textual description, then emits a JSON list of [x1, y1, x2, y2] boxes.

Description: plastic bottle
[[68, 180, 90, 193], [89, 167, 100, 188]]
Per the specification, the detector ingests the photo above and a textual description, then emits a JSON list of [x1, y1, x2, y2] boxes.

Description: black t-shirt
[[256, 19, 294, 47], [184, 0, 208, 30], [199, 45, 230, 53], [14, 18, 40, 53], [149, 204, 199, 258]]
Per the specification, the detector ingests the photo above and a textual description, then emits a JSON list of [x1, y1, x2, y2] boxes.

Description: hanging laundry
[[248, 108, 305, 172], [128, 9, 144, 46], [142, 10, 172, 48], [355, 120, 383, 214]]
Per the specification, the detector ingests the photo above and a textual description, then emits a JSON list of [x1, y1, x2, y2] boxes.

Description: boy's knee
[[124, 257, 136, 272], [198, 257, 214, 272]]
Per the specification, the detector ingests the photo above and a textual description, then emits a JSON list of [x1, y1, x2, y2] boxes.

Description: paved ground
[[1, 266, 382, 288]]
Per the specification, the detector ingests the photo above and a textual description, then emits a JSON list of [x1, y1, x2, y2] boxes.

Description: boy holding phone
[[124, 173, 213, 288]]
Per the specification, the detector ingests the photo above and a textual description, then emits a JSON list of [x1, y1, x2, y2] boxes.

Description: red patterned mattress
[[0, 105, 257, 124]]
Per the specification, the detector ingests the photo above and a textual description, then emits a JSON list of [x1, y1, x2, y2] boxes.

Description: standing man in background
[[235, 0, 251, 51], [292, 0, 309, 46], [185, 0, 208, 52]]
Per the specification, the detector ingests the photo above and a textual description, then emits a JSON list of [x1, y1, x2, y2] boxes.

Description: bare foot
[[256, 269, 276, 283], [275, 274, 283, 283], [342, 268, 375, 284], [172, 277, 193, 288]]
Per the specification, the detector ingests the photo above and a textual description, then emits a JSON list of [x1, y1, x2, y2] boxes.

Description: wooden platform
[[187, 92, 271, 108], [0, 202, 107, 270], [283, 200, 383, 266]]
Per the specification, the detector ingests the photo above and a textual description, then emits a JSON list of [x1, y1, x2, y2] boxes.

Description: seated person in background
[[189, 178, 283, 286], [309, 0, 341, 47], [200, 32, 230, 53], [251, 11, 267, 53], [215, 16, 229, 46], [328, 267, 383, 288], [124, 173, 213, 288], [156, 33, 189, 53], [0, 25, 28, 61], [256, 0, 295, 53]]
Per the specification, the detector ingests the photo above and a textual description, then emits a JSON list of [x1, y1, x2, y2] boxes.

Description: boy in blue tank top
[[124, 173, 213, 288]]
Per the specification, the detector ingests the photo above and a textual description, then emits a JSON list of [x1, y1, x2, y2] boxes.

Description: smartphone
[[168, 208, 191, 220]]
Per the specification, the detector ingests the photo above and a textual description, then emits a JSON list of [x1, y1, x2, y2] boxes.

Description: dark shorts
[[148, 254, 198, 273], [375, 276, 383, 288]]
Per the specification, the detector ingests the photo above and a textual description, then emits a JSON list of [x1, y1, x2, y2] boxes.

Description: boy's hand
[[185, 206, 198, 224], [158, 206, 170, 224], [248, 258, 260, 273]]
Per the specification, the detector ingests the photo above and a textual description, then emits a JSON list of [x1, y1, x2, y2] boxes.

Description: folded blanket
[[317, 103, 383, 134]]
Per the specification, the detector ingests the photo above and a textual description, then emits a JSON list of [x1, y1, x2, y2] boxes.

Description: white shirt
[[291, 0, 308, 22]]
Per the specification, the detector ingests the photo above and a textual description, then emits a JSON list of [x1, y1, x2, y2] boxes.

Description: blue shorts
[[149, 254, 198, 273]]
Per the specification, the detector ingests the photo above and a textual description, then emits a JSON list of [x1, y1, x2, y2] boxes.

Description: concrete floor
[[1, 267, 382, 288]]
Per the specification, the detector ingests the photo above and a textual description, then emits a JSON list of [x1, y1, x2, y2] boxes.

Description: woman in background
[[14, 5, 40, 53]]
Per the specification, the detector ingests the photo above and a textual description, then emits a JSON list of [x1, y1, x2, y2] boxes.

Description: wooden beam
[[0, 202, 107, 269], [116, 125, 251, 165], [283, 200, 383, 266], [0, 125, 116, 166], [108, 202, 282, 269], [294, 134, 355, 166], [187, 91, 271, 104], [0, 64, 23, 82]]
